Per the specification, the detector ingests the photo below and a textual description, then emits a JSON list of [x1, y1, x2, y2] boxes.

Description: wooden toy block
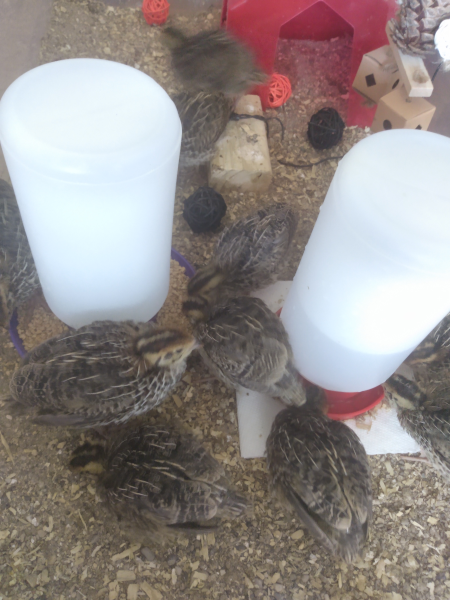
[[208, 95, 272, 194], [371, 86, 436, 133], [352, 45, 401, 104], [385, 22, 433, 98]]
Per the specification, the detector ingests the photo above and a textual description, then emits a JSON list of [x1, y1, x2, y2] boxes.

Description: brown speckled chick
[[405, 313, 450, 367], [266, 389, 372, 563], [388, 0, 450, 58], [69, 424, 248, 543], [162, 26, 268, 97], [173, 90, 233, 167], [0, 178, 40, 327], [10, 321, 198, 428], [187, 203, 299, 304], [384, 373, 450, 481], [183, 295, 306, 406]]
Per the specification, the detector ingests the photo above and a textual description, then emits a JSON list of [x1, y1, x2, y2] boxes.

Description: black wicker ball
[[183, 186, 227, 234], [307, 108, 345, 150]]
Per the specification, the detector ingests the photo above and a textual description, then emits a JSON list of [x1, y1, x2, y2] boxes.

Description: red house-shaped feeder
[[222, 0, 398, 127]]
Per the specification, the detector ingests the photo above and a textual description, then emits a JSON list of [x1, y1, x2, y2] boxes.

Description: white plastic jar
[[0, 59, 181, 328], [281, 129, 450, 392]]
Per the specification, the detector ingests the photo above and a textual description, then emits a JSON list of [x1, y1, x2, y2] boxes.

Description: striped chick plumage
[[187, 203, 299, 303], [384, 373, 450, 481], [173, 91, 233, 167], [162, 26, 267, 96], [0, 178, 40, 327], [405, 312, 450, 367], [267, 404, 372, 563], [69, 424, 248, 542], [184, 295, 306, 406], [10, 321, 198, 428], [388, 0, 450, 57]]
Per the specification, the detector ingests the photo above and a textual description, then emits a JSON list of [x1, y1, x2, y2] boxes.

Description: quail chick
[[187, 203, 299, 303], [69, 423, 248, 543], [173, 91, 233, 167], [9, 321, 198, 428], [405, 313, 450, 367], [0, 179, 40, 327], [266, 397, 372, 563], [162, 26, 267, 96], [388, 0, 450, 58], [384, 374, 450, 481], [183, 295, 306, 406]]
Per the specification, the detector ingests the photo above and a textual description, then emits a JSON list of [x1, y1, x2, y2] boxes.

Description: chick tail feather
[[282, 485, 365, 564], [218, 490, 250, 520]]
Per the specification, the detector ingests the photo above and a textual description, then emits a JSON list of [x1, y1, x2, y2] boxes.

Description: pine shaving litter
[[140, 582, 163, 600], [156, 259, 191, 333], [17, 293, 68, 352], [0, 430, 14, 462], [116, 570, 136, 582], [127, 584, 139, 600]]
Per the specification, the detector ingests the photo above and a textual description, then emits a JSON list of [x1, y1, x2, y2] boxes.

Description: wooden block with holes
[[352, 45, 400, 103], [371, 86, 436, 133], [208, 95, 272, 194], [385, 22, 433, 98]]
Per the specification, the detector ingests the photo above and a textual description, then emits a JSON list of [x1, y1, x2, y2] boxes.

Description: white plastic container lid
[[333, 129, 450, 273], [0, 58, 181, 183]]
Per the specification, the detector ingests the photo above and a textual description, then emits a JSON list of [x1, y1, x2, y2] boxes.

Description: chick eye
[[176, 349, 182, 354]]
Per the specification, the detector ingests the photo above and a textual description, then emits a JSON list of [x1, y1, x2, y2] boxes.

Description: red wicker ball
[[142, 0, 170, 25], [267, 73, 292, 108]]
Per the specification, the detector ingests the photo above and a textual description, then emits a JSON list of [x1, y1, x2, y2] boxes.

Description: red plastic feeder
[[267, 73, 292, 108], [275, 307, 384, 420], [221, 0, 398, 127], [310, 383, 384, 421], [142, 0, 170, 26]]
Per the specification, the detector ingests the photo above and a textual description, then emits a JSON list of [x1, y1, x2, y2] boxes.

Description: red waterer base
[[304, 380, 384, 421], [275, 307, 385, 420]]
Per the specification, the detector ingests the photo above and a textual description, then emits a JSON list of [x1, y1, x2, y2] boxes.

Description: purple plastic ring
[[170, 248, 196, 278], [9, 248, 195, 359], [8, 310, 24, 358]]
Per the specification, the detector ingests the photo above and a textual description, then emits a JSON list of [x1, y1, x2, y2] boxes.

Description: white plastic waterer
[[281, 129, 450, 393], [0, 59, 181, 329]]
